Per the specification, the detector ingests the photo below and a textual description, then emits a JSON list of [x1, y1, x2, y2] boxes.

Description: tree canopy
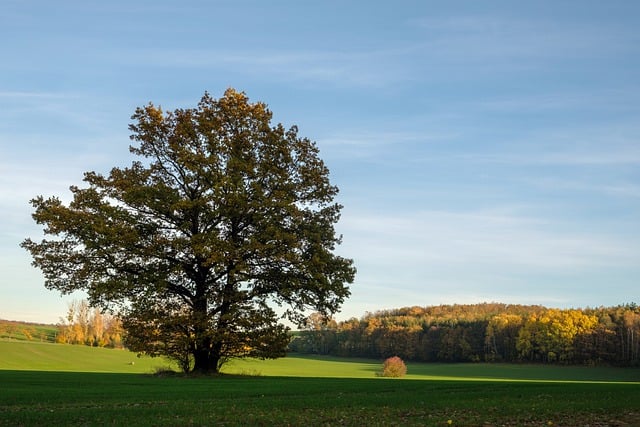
[[22, 88, 356, 373]]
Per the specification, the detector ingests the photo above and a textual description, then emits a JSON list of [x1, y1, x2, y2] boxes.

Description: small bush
[[381, 356, 407, 378], [152, 366, 179, 377]]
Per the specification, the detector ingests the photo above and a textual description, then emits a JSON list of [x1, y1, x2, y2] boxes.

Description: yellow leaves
[[518, 308, 601, 362], [145, 103, 164, 123]]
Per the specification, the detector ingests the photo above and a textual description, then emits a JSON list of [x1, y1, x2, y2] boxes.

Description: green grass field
[[1, 340, 639, 426], [0, 340, 173, 373]]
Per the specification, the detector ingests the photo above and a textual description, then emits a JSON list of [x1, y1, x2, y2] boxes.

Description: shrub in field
[[381, 356, 407, 377], [152, 366, 180, 377]]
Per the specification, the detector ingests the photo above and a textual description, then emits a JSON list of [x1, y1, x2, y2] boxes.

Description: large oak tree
[[22, 89, 355, 373]]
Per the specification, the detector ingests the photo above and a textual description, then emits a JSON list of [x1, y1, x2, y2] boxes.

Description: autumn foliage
[[56, 300, 123, 348], [290, 303, 640, 366], [382, 356, 407, 377]]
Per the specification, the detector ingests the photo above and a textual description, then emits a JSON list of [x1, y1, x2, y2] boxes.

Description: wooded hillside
[[290, 303, 640, 366]]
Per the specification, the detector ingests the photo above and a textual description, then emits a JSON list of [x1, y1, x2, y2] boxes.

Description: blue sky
[[1, 1, 639, 323]]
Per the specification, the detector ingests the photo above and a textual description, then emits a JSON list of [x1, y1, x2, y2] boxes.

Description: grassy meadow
[[0, 320, 58, 342], [0, 340, 171, 373], [1, 340, 640, 426]]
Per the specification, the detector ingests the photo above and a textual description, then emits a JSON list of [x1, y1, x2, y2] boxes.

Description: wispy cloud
[[339, 208, 637, 271], [0, 161, 84, 241], [0, 91, 129, 143], [466, 150, 640, 166], [334, 206, 639, 317], [410, 14, 639, 62], [454, 119, 640, 166], [527, 177, 640, 199], [317, 130, 456, 162], [477, 89, 640, 114], [0, 91, 71, 99], [110, 47, 410, 88]]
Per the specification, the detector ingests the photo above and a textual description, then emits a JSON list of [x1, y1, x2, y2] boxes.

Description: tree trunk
[[192, 281, 217, 373], [193, 347, 216, 373]]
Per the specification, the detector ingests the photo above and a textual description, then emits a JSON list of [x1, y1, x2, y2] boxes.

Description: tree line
[[290, 303, 640, 366], [56, 300, 124, 348]]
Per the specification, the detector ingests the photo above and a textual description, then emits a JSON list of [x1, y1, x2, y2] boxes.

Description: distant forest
[[290, 303, 640, 366]]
